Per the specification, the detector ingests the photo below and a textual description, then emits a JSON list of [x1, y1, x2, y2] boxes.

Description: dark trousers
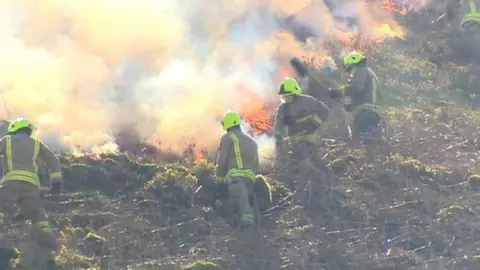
[[352, 109, 381, 139]]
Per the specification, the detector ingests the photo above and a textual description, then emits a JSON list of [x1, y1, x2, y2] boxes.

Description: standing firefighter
[[329, 51, 383, 141], [443, 0, 480, 62], [273, 77, 330, 203], [445, 0, 480, 38], [0, 117, 62, 268], [215, 111, 259, 230]]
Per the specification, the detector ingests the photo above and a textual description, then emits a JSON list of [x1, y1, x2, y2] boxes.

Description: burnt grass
[[7, 100, 480, 269], [3, 10, 480, 270], [31, 105, 480, 270]]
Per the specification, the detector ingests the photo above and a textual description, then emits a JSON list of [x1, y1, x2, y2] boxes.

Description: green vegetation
[[3, 13, 480, 270]]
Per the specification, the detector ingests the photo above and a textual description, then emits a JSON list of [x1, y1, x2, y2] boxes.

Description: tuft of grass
[[181, 260, 220, 270]]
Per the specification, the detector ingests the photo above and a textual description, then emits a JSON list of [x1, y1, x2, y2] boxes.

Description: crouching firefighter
[[215, 111, 260, 230], [273, 77, 330, 203], [0, 117, 63, 268], [328, 51, 384, 142]]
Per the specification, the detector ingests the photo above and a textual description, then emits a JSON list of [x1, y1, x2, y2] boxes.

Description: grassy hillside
[[15, 102, 478, 270], [2, 18, 480, 270]]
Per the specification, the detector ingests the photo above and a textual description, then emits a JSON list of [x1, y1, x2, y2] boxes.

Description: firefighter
[[0, 117, 63, 268], [442, 0, 480, 62], [445, 0, 480, 31], [273, 77, 330, 203], [215, 111, 259, 229], [289, 56, 349, 139], [328, 51, 383, 141], [274, 76, 330, 157]]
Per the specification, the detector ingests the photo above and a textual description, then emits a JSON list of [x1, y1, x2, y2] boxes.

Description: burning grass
[[3, 2, 480, 269], [2, 99, 477, 269]]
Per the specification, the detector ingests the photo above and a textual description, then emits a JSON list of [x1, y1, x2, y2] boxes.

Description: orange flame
[[240, 95, 275, 135], [188, 143, 208, 163], [373, 23, 406, 42], [381, 0, 412, 15], [236, 83, 277, 136], [279, 65, 292, 78], [328, 0, 409, 52], [192, 84, 278, 163], [195, 150, 205, 163]]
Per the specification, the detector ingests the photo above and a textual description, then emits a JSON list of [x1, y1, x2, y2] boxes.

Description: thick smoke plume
[[0, 0, 417, 158]]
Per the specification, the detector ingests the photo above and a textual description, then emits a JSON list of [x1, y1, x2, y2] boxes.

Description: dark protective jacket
[[341, 64, 382, 114], [216, 128, 259, 181], [273, 94, 330, 145], [445, 0, 480, 27], [0, 133, 62, 187], [0, 120, 9, 136]]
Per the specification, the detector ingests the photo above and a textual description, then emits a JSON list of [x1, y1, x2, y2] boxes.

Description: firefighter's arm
[[314, 99, 331, 122], [302, 98, 330, 132], [215, 135, 231, 182], [38, 141, 62, 185], [273, 103, 285, 142], [0, 136, 6, 156], [0, 137, 6, 174], [253, 143, 260, 173], [313, 71, 340, 89]]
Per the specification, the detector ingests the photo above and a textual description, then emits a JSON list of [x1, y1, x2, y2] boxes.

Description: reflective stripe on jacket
[[4, 136, 41, 186], [344, 66, 383, 116], [462, 0, 480, 27], [288, 131, 318, 145], [273, 94, 330, 145], [226, 132, 256, 180], [355, 68, 382, 116], [0, 134, 62, 187], [216, 128, 259, 182]]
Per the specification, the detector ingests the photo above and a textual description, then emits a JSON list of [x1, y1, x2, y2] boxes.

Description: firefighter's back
[[6, 134, 39, 176], [349, 66, 379, 109], [286, 94, 328, 137], [225, 129, 258, 175]]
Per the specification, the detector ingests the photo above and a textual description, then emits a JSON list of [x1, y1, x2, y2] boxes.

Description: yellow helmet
[[221, 111, 242, 131], [278, 76, 302, 96], [8, 117, 32, 134], [343, 51, 366, 67]]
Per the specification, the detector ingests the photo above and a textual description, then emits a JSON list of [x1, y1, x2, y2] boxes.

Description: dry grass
[[2, 9, 480, 270]]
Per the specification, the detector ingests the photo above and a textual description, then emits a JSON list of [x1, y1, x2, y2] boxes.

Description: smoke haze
[[0, 0, 420, 157]]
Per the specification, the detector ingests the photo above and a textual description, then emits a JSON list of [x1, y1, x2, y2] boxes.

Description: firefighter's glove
[[328, 88, 343, 99], [344, 103, 354, 112], [50, 182, 62, 195]]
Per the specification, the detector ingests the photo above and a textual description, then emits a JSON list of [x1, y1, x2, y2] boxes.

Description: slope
[[2, 17, 480, 270]]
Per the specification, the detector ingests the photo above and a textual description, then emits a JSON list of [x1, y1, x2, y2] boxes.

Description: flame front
[[0, 0, 426, 162], [241, 96, 275, 136], [373, 23, 407, 41], [382, 0, 412, 15]]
